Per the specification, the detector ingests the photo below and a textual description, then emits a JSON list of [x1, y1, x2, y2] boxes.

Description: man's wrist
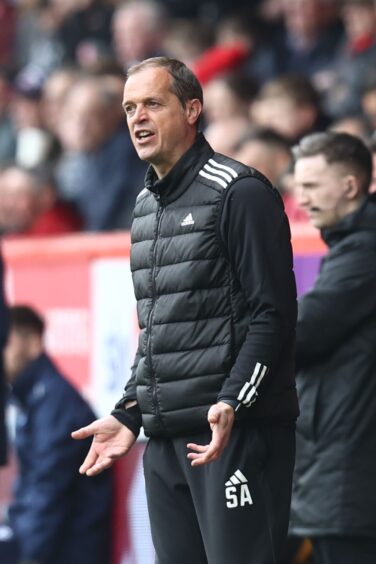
[[111, 403, 142, 437], [218, 399, 237, 411]]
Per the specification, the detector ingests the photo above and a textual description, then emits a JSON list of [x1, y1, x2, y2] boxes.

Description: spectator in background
[[291, 132, 376, 564], [12, 0, 66, 75], [0, 0, 16, 69], [10, 66, 55, 169], [367, 137, 376, 194], [0, 165, 82, 236], [214, 11, 277, 85], [13, 0, 112, 74], [0, 70, 16, 165], [234, 128, 308, 222], [329, 114, 372, 140], [204, 115, 251, 157], [0, 165, 40, 236], [112, 0, 168, 71], [324, 0, 376, 118], [55, 0, 114, 64], [56, 76, 146, 230], [191, 12, 261, 86], [163, 18, 215, 67], [251, 74, 331, 144], [203, 72, 258, 125], [272, 0, 343, 88], [360, 74, 376, 131], [235, 128, 292, 187], [42, 66, 78, 139], [0, 305, 112, 564], [0, 243, 8, 468]]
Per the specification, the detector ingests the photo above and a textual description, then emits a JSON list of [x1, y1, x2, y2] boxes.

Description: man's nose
[[295, 186, 309, 207], [132, 105, 148, 123]]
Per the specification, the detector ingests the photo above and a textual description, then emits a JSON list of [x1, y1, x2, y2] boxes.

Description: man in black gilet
[[73, 57, 298, 564]]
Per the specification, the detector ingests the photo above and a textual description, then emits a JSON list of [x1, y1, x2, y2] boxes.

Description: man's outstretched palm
[[72, 415, 136, 476]]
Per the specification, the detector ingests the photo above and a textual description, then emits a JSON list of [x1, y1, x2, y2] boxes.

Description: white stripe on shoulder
[[138, 187, 148, 197], [199, 169, 228, 189], [203, 163, 233, 183], [208, 158, 238, 179]]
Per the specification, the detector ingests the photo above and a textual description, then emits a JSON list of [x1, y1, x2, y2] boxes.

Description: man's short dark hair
[[126, 56, 203, 108], [10, 305, 45, 337], [293, 132, 373, 194]]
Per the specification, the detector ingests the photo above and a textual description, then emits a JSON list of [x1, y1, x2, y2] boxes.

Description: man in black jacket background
[[73, 56, 298, 564], [291, 131, 376, 564]]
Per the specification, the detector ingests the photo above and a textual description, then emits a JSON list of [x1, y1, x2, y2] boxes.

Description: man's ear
[[344, 175, 361, 200], [186, 99, 202, 125]]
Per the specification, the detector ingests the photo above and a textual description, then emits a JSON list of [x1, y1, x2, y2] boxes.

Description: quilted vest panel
[[131, 159, 250, 436]]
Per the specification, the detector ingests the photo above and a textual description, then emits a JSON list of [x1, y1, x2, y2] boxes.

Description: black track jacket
[[291, 194, 376, 537]]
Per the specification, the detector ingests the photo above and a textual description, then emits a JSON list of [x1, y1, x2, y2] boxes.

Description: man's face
[[251, 96, 315, 142], [294, 154, 353, 229], [59, 84, 113, 152], [235, 140, 291, 186], [123, 66, 200, 178], [4, 330, 32, 383], [280, 0, 321, 36], [0, 168, 38, 234], [112, 6, 159, 66]]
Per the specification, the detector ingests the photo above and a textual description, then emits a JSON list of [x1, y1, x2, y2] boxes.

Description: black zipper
[[146, 199, 164, 427]]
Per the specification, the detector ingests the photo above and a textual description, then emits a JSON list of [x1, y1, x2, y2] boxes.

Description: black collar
[[144, 133, 214, 205], [321, 194, 376, 247]]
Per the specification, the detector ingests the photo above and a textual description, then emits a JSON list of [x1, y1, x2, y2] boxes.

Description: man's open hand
[[71, 415, 136, 476], [187, 402, 235, 467]]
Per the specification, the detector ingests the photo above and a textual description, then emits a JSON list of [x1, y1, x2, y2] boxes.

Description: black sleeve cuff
[[218, 398, 238, 410], [111, 404, 142, 438]]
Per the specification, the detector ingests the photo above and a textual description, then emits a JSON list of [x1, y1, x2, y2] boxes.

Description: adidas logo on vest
[[225, 469, 253, 509], [181, 213, 195, 226]]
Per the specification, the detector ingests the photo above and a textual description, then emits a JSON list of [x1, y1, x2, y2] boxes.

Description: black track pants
[[143, 424, 295, 564], [312, 536, 376, 564]]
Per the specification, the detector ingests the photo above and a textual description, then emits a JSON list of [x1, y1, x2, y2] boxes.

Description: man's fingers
[[188, 447, 220, 466], [79, 447, 99, 475], [187, 441, 221, 466], [71, 422, 97, 440], [85, 457, 113, 476], [186, 442, 209, 453]]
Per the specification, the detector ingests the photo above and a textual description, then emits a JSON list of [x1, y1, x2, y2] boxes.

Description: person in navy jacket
[[0, 305, 112, 564]]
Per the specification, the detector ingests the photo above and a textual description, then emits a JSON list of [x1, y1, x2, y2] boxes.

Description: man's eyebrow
[[300, 181, 318, 187], [122, 96, 164, 108], [122, 99, 133, 108]]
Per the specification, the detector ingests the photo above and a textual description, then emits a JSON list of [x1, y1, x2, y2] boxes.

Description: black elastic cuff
[[218, 398, 238, 410], [114, 396, 131, 409], [111, 405, 142, 438]]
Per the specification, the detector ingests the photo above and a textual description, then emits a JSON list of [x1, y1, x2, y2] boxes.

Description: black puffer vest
[[131, 135, 286, 437]]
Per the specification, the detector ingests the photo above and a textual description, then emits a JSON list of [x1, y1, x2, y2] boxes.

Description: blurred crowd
[[1, 0, 376, 236]]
